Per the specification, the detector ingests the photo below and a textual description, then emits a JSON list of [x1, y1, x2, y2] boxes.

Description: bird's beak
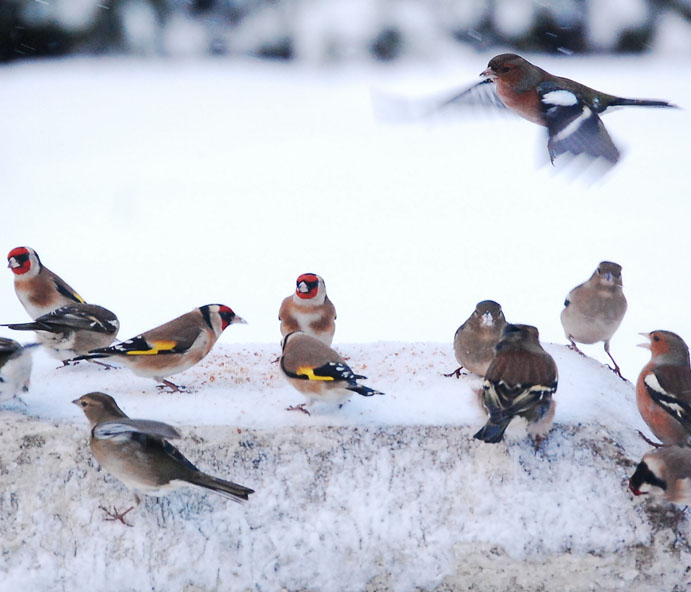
[[71, 398, 80, 406], [603, 272, 614, 282], [480, 67, 496, 80], [637, 332, 651, 349], [628, 480, 643, 496], [7, 258, 17, 269], [297, 282, 309, 293], [234, 316, 248, 325], [481, 312, 494, 327]]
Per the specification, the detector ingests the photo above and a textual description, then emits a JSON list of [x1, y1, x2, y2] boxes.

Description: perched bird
[[70, 304, 246, 391], [447, 300, 507, 377], [561, 261, 627, 379], [0, 337, 35, 402], [279, 273, 336, 346], [474, 324, 558, 444], [7, 246, 86, 320], [280, 331, 384, 414], [73, 392, 254, 524], [636, 331, 691, 447], [629, 446, 691, 507], [3, 303, 119, 364], [436, 53, 676, 165]]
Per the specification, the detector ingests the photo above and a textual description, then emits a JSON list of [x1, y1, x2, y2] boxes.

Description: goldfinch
[[3, 303, 119, 364], [74, 392, 254, 524], [629, 446, 691, 507], [70, 304, 246, 391], [7, 246, 85, 319], [280, 331, 383, 414], [279, 273, 336, 346]]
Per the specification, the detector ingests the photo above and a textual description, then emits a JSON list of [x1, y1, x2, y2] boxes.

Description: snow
[[0, 53, 690, 589]]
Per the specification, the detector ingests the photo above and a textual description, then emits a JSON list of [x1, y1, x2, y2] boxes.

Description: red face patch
[[295, 273, 320, 300], [7, 247, 32, 275], [218, 305, 234, 330]]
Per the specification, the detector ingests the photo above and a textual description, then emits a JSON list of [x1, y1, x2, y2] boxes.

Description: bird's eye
[[653, 335, 660, 342], [501, 67, 510, 74], [81, 401, 88, 407]]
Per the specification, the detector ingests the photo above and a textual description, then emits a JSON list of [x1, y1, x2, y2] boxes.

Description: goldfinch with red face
[[448, 300, 506, 377], [629, 446, 691, 507], [474, 324, 558, 445], [636, 331, 691, 447], [561, 261, 627, 379], [70, 304, 246, 391], [437, 53, 676, 165], [280, 331, 384, 414], [7, 246, 85, 320], [3, 303, 119, 364], [74, 392, 254, 524], [279, 273, 336, 346], [0, 337, 35, 402]]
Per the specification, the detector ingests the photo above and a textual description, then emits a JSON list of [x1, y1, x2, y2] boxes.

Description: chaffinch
[[7, 246, 86, 319], [474, 324, 558, 444], [561, 261, 627, 379], [279, 273, 336, 346], [636, 331, 691, 446], [443, 53, 676, 164], [447, 300, 507, 378], [0, 337, 35, 402], [280, 331, 384, 414], [70, 304, 246, 391], [3, 303, 119, 364], [629, 446, 691, 507], [73, 392, 254, 525]]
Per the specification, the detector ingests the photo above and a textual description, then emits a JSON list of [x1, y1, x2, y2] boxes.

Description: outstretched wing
[[93, 418, 182, 441]]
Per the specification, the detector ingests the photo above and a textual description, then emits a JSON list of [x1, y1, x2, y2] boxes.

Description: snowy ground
[[0, 53, 690, 590]]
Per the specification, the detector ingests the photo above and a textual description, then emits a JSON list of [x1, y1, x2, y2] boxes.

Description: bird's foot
[[443, 367, 464, 379], [286, 403, 311, 416], [637, 430, 664, 448], [156, 380, 186, 393], [89, 359, 117, 370], [566, 342, 586, 357], [99, 505, 134, 526], [270, 356, 280, 364], [604, 363, 627, 382]]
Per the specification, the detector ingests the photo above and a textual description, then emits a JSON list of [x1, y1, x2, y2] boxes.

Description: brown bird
[[279, 273, 336, 346], [474, 324, 558, 444], [280, 331, 384, 414], [3, 303, 119, 364], [70, 304, 245, 391], [439, 53, 676, 164], [447, 300, 506, 377], [629, 446, 691, 506], [73, 392, 254, 525], [0, 337, 35, 401], [561, 261, 627, 379], [636, 331, 691, 447], [7, 246, 85, 319]]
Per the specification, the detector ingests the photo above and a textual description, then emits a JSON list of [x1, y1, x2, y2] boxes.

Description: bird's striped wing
[[283, 360, 365, 382], [644, 371, 691, 432], [36, 305, 118, 334], [538, 82, 620, 164], [93, 419, 182, 441]]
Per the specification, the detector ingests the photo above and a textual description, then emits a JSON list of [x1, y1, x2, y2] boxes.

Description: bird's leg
[[156, 379, 186, 393], [636, 430, 664, 448], [99, 505, 134, 526], [566, 336, 586, 357], [603, 343, 626, 381], [88, 359, 117, 370], [286, 403, 311, 416], [443, 366, 465, 379]]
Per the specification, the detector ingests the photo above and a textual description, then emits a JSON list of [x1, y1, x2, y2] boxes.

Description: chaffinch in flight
[[279, 273, 337, 346], [447, 300, 507, 378], [441, 53, 676, 165], [70, 304, 246, 391], [561, 261, 627, 379], [73, 392, 254, 524], [280, 331, 384, 414], [3, 303, 119, 364], [0, 337, 35, 402], [7, 246, 86, 320], [629, 446, 691, 507], [474, 324, 558, 445], [636, 331, 691, 447]]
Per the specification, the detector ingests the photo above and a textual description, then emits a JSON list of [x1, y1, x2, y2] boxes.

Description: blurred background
[[2, 0, 691, 63]]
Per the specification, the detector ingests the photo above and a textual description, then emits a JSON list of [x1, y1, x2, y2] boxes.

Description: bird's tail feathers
[[67, 352, 110, 363], [189, 472, 255, 503], [473, 418, 512, 444], [3, 321, 53, 332], [609, 97, 677, 109], [346, 385, 385, 397]]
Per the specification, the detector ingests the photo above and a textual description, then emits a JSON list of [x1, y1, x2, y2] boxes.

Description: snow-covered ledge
[[1, 343, 689, 591]]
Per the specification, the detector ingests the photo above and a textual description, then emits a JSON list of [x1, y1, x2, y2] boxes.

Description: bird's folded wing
[[93, 419, 182, 440], [51, 276, 85, 305], [96, 335, 183, 356], [285, 360, 365, 382], [41, 307, 118, 334], [645, 373, 691, 431]]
